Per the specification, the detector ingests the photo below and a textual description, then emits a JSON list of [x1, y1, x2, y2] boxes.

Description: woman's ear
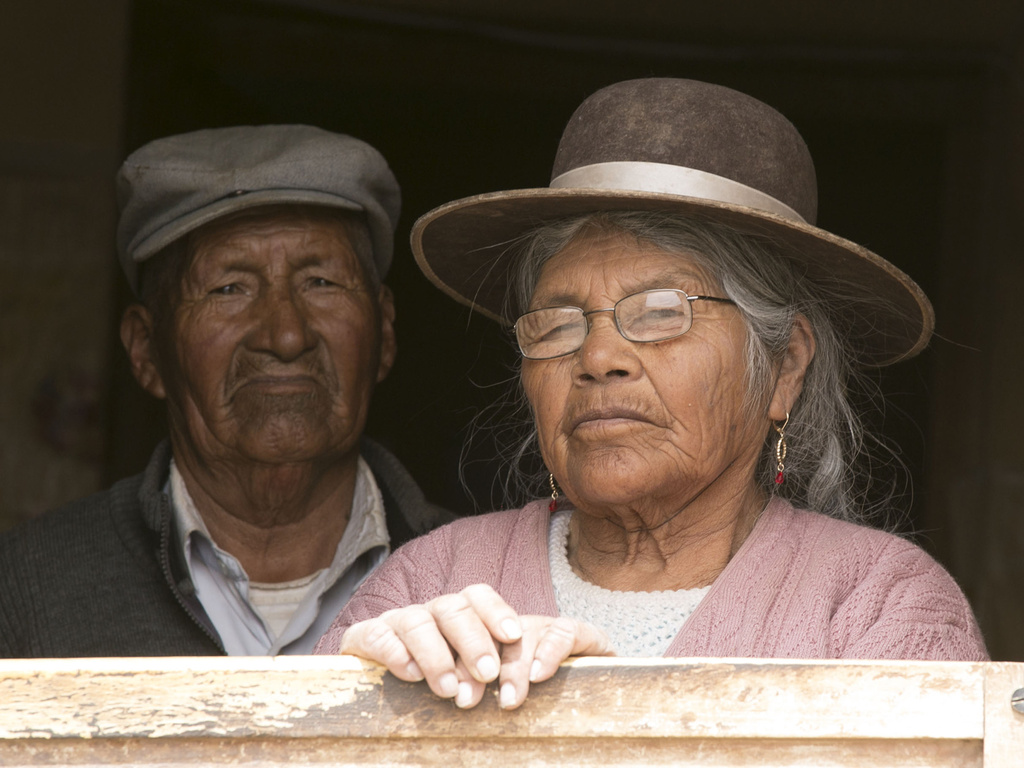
[[769, 313, 816, 420], [120, 304, 167, 400]]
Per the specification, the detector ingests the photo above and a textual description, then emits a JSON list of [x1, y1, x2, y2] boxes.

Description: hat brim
[[411, 188, 934, 367], [122, 189, 369, 293]]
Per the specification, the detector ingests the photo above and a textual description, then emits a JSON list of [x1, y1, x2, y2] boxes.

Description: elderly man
[[0, 125, 452, 657]]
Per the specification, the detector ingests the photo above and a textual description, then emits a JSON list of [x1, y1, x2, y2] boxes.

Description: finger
[[529, 617, 615, 684], [494, 637, 534, 710], [382, 606, 464, 699], [428, 592, 502, 684], [492, 617, 615, 710], [460, 583, 524, 644], [339, 618, 425, 682], [493, 614, 567, 710], [452, 656, 487, 709]]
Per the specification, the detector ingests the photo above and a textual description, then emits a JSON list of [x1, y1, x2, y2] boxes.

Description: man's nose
[[252, 286, 317, 360]]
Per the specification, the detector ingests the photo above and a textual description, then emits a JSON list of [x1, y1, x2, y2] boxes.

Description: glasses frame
[[514, 288, 736, 360]]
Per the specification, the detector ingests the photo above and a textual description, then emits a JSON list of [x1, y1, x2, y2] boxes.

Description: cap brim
[[131, 189, 365, 263], [411, 188, 934, 367]]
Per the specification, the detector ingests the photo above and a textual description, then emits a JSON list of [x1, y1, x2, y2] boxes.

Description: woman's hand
[[339, 583, 614, 709]]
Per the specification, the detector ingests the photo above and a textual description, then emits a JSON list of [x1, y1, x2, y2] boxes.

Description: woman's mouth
[[569, 406, 651, 434]]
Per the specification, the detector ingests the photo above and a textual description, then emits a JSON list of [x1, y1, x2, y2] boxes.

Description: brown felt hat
[[412, 78, 934, 366]]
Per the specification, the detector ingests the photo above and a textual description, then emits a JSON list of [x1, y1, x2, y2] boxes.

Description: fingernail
[[438, 672, 459, 698], [455, 682, 475, 708], [476, 654, 498, 680], [499, 681, 517, 709], [501, 618, 522, 641], [529, 659, 542, 682], [406, 660, 423, 680]]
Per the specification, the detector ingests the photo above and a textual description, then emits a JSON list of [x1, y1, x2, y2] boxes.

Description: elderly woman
[[315, 78, 987, 708]]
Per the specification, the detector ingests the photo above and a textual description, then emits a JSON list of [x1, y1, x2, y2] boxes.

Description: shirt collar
[[169, 457, 390, 578]]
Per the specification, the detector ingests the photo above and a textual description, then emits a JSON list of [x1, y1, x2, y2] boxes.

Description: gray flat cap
[[116, 124, 401, 292]]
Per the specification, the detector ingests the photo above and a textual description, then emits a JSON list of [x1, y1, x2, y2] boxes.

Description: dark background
[[111, 0, 963, 519]]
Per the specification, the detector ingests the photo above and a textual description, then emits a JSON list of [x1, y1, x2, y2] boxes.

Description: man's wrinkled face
[[136, 210, 395, 470]]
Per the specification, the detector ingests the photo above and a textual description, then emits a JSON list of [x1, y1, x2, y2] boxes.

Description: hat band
[[550, 161, 807, 224]]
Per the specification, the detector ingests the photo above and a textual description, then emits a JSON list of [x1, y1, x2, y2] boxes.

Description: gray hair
[[483, 210, 909, 529]]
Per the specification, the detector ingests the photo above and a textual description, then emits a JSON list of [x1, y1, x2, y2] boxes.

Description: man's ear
[[376, 285, 397, 383], [768, 313, 816, 420], [120, 304, 167, 400]]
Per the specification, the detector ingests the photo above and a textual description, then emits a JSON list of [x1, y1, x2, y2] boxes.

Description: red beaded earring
[[548, 473, 560, 512]]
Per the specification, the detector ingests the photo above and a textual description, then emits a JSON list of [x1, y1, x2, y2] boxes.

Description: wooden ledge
[[1, 657, 1021, 766]]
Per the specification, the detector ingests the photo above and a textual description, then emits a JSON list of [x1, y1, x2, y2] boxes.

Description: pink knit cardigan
[[315, 497, 987, 660]]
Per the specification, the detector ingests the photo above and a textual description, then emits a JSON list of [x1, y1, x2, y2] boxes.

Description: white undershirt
[[548, 509, 710, 656], [248, 570, 325, 639]]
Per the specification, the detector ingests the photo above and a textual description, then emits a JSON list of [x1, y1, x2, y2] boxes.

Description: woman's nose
[[573, 311, 639, 382]]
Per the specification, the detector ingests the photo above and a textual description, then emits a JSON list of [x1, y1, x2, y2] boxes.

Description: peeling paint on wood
[[0, 657, 1019, 767]]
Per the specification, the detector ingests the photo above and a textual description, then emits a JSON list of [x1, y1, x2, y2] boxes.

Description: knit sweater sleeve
[[828, 534, 988, 661], [669, 501, 987, 661]]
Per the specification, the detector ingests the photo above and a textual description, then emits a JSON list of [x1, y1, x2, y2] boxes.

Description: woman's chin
[[563, 448, 678, 502], [565, 472, 654, 510]]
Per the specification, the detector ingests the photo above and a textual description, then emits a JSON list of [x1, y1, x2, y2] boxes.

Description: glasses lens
[[617, 290, 692, 341], [516, 307, 586, 359]]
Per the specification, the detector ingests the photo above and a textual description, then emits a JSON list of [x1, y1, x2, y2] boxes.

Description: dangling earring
[[548, 473, 560, 512], [773, 413, 789, 485]]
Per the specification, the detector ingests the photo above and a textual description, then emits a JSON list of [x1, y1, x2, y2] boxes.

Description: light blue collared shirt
[[169, 458, 389, 655]]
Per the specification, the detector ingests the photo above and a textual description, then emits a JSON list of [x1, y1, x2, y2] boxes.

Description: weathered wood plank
[[0, 657, 987, 740], [0, 657, 1014, 767], [983, 662, 1024, 768], [0, 736, 983, 767]]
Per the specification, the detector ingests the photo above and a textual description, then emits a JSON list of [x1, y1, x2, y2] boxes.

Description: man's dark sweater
[[0, 440, 452, 658]]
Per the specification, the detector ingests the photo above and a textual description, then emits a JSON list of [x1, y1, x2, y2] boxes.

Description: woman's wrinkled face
[[521, 229, 771, 517]]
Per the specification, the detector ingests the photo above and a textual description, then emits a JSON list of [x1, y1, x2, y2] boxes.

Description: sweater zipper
[[157, 493, 225, 652]]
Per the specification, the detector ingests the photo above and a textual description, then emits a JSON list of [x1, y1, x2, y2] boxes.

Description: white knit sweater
[[548, 510, 710, 656]]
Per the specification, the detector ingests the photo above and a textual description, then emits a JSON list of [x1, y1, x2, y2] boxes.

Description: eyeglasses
[[514, 288, 736, 360]]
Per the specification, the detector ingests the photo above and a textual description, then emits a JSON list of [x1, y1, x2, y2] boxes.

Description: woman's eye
[[633, 307, 685, 329], [538, 322, 574, 342], [309, 276, 335, 288], [210, 283, 240, 296], [637, 308, 679, 322]]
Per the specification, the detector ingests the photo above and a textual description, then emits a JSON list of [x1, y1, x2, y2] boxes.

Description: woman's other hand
[[339, 583, 614, 709]]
